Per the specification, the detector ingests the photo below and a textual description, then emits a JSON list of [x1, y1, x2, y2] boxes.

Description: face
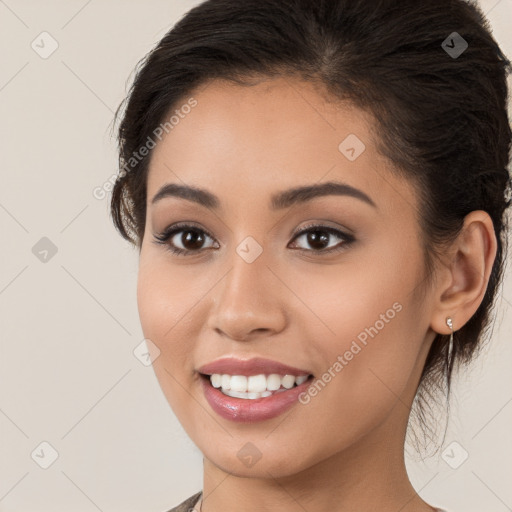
[[137, 76, 437, 478]]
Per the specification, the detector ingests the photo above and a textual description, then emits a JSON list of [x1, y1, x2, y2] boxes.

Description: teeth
[[282, 375, 296, 389], [221, 374, 231, 390], [209, 373, 311, 398], [230, 375, 247, 392], [295, 375, 308, 385], [266, 374, 282, 391], [248, 374, 267, 392]]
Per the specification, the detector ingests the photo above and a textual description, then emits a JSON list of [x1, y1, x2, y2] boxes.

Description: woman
[[110, 0, 511, 510]]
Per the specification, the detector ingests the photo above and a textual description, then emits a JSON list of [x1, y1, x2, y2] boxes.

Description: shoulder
[[162, 491, 202, 512]]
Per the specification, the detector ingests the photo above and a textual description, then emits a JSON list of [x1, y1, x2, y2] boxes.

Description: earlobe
[[429, 210, 497, 335]]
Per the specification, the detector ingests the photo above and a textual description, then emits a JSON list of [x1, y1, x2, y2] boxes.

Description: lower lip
[[199, 374, 314, 423]]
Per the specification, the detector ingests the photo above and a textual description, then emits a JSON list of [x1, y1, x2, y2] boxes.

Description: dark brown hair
[[110, 0, 512, 453]]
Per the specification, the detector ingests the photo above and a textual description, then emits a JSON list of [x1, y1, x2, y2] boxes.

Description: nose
[[207, 250, 288, 342]]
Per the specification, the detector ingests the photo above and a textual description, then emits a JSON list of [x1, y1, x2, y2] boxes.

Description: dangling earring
[[446, 317, 454, 371]]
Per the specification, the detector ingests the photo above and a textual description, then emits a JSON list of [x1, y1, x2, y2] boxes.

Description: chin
[[198, 437, 324, 479]]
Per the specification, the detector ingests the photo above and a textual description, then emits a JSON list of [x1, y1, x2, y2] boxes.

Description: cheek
[[136, 258, 200, 417], [291, 248, 422, 404], [288, 253, 407, 345], [295, 304, 419, 449], [137, 249, 193, 332], [136, 255, 196, 369]]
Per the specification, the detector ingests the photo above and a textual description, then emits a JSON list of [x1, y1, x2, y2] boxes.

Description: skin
[[136, 76, 497, 512]]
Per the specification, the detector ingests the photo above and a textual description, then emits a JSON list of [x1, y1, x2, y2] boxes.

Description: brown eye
[[289, 224, 355, 254], [176, 229, 207, 251], [153, 223, 218, 256]]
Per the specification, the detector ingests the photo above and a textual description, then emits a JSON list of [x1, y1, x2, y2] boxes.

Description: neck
[[199, 403, 436, 512]]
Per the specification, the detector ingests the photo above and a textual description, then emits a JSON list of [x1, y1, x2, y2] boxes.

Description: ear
[[429, 210, 497, 335]]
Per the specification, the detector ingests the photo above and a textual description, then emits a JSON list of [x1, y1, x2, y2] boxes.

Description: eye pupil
[[307, 230, 329, 250], [182, 230, 204, 250]]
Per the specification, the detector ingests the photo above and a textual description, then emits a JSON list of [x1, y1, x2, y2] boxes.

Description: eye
[[152, 222, 218, 256], [288, 223, 355, 254], [152, 222, 355, 256]]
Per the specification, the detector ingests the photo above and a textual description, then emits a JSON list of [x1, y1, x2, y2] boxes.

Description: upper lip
[[197, 357, 313, 377]]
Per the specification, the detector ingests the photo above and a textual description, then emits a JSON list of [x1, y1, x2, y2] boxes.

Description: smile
[[199, 372, 315, 422]]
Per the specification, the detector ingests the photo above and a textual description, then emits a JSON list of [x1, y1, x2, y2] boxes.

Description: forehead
[[146, 76, 418, 217]]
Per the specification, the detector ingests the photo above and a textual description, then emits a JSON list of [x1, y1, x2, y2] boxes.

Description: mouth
[[195, 356, 316, 421], [198, 371, 315, 422]]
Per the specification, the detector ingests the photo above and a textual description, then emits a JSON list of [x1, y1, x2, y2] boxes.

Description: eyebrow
[[151, 180, 377, 210]]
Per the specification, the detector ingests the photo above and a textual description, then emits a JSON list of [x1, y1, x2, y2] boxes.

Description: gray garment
[[164, 491, 202, 512]]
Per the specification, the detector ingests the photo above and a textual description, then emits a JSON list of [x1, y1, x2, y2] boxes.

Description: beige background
[[0, 1, 511, 511]]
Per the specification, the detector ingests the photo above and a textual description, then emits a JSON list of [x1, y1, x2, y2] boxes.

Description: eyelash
[[152, 222, 355, 257]]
